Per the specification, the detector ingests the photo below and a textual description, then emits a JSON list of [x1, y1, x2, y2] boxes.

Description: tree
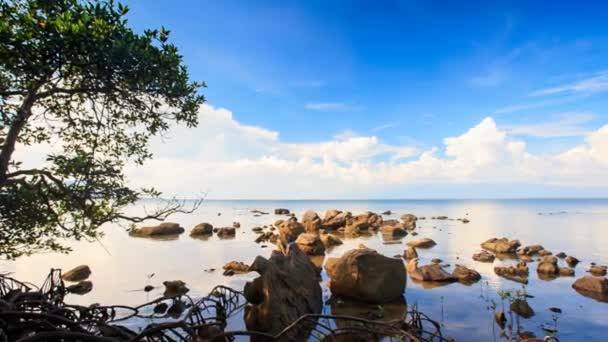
[[0, 0, 206, 258]]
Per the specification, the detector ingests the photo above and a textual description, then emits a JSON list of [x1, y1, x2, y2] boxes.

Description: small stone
[[62, 265, 91, 282]]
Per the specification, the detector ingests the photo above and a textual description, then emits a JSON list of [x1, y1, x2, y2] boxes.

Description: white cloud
[[305, 102, 351, 111], [530, 71, 608, 96], [502, 112, 595, 138]]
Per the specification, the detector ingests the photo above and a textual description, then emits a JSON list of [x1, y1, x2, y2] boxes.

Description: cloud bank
[[123, 104, 608, 198]]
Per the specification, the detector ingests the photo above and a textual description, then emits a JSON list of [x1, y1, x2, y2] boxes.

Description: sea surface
[[4, 199, 608, 341]]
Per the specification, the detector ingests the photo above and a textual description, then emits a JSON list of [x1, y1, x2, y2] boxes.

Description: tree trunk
[[0, 92, 36, 185]]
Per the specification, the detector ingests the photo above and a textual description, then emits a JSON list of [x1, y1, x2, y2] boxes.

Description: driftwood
[[0, 269, 449, 341]]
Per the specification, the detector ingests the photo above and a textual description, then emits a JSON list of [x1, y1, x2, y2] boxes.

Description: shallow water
[[4, 199, 608, 341]]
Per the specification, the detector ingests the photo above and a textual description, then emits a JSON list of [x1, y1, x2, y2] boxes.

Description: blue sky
[[116, 1, 608, 198]]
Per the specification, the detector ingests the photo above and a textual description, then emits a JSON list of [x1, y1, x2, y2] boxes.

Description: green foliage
[[0, 0, 205, 258]]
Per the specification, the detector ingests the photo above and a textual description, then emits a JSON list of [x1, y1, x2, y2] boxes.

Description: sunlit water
[[3, 199, 608, 341]]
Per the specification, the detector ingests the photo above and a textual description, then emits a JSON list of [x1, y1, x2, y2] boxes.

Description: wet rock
[[537, 256, 559, 275], [223, 261, 250, 276], [572, 276, 608, 302], [518, 244, 544, 256], [325, 247, 406, 304], [519, 255, 534, 263], [302, 210, 322, 233], [406, 238, 436, 248], [295, 233, 326, 256], [431, 258, 442, 264], [382, 210, 392, 215], [62, 265, 91, 282], [538, 249, 552, 257], [274, 208, 290, 215], [345, 212, 383, 235], [460, 218, 470, 223], [190, 223, 213, 236], [167, 300, 186, 318], [144, 285, 154, 292], [589, 265, 607, 276], [495, 262, 529, 283], [495, 312, 507, 329], [163, 280, 189, 297], [216, 227, 236, 238], [244, 244, 322, 337], [473, 250, 495, 263], [323, 210, 351, 229], [404, 247, 418, 260], [252, 226, 263, 232], [406, 258, 457, 282], [66, 281, 93, 295], [481, 238, 521, 254], [400, 213, 417, 229], [436, 216, 448, 220], [559, 267, 575, 276], [251, 209, 269, 215], [255, 231, 277, 244], [511, 299, 535, 318], [452, 264, 481, 283], [129, 222, 185, 237], [278, 220, 305, 245], [320, 232, 343, 247], [274, 219, 284, 227], [555, 252, 567, 258], [380, 225, 408, 238], [566, 255, 580, 266]]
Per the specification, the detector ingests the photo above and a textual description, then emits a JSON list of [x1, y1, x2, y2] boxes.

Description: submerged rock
[[320, 232, 343, 247], [473, 250, 495, 263], [129, 222, 185, 237], [62, 265, 91, 282], [511, 299, 535, 318], [325, 247, 406, 304], [518, 245, 544, 256], [495, 262, 529, 284], [295, 233, 326, 256], [190, 223, 213, 236], [244, 244, 322, 337], [537, 256, 559, 275], [380, 225, 408, 238], [481, 238, 521, 254], [406, 258, 457, 283], [406, 238, 436, 248], [559, 267, 575, 277]]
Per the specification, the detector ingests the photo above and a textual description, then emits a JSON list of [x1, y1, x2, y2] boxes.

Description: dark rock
[[278, 220, 305, 245], [511, 299, 535, 318], [274, 208, 290, 215], [252, 226, 263, 232], [555, 252, 567, 258], [382, 210, 392, 215], [62, 265, 91, 282], [406, 258, 457, 282], [190, 223, 213, 236], [380, 225, 408, 238], [233, 222, 241, 228], [325, 247, 406, 304], [163, 280, 189, 297], [66, 281, 93, 295], [129, 222, 184, 237], [216, 227, 236, 238]]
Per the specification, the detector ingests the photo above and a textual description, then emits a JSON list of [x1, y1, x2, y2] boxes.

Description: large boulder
[[380, 225, 408, 238], [216, 227, 236, 238], [325, 248, 406, 304], [244, 244, 322, 337], [190, 223, 213, 236], [129, 222, 185, 237], [481, 238, 521, 253], [572, 276, 608, 302], [406, 258, 457, 282], [537, 256, 559, 275], [320, 232, 343, 247], [401, 214, 417, 230], [295, 233, 326, 256], [406, 238, 436, 248], [518, 244, 544, 256], [322, 210, 351, 229], [473, 250, 496, 263], [452, 264, 481, 283], [278, 220, 305, 244], [302, 210, 322, 233], [62, 265, 91, 282]]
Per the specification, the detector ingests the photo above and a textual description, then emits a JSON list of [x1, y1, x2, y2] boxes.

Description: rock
[[473, 250, 495, 263], [320, 232, 343, 247], [325, 248, 406, 304], [144, 285, 154, 292], [129, 222, 185, 237], [589, 265, 607, 276], [163, 280, 189, 297], [380, 225, 408, 238], [216, 227, 236, 238], [233, 222, 241, 228], [460, 218, 470, 223], [572, 276, 608, 301], [274, 219, 284, 227], [519, 255, 534, 263], [406, 258, 457, 282], [404, 247, 418, 260], [538, 249, 552, 257], [66, 281, 93, 295], [555, 252, 567, 258], [274, 208, 290, 215], [382, 210, 392, 215], [252, 226, 263, 232], [302, 210, 322, 233], [295, 233, 326, 256], [431, 258, 442, 264], [345, 212, 383, 235], [278, 220, 305, 245], [510, 299, 535, 318], [244, 244, 322, 337], [322, 210, 351, 229], [452, 264, 481, 283], [537, 256, 559, 275], [495, 312, 507, 329], [436, 216, 448, 220], [481, 238, 521, 253], [518, 245, 544, 256], [559, 267, 575, 276], [190, 223, 213, 236], [255, 232, 277, 243], [223, 261, 250, 276], [400, 214, 417, 229], [495, 262, 529, 283], [566, 255, 580, 266], [406, 238, 436, 248], [153, 302, 168, 314], [62, 265, 91, 282]]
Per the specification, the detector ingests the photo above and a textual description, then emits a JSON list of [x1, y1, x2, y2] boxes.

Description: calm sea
[[4, 199, 608, 341]]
